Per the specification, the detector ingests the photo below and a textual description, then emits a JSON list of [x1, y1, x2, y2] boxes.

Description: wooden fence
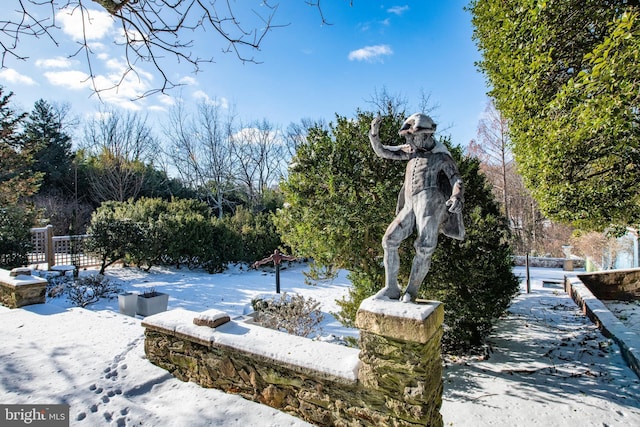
[[29, 225, 101, 270]]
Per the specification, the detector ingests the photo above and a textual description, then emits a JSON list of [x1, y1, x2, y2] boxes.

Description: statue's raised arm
[[368, 116, 414, 160]]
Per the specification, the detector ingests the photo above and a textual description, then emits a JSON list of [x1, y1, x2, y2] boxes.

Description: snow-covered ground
[[605, 300, 640, 331], [1, 263, 639, 426]]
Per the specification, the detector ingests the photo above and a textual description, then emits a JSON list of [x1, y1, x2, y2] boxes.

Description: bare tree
[[571, 231, 625, 270], [82, 109, 158, 202], [470, 100, 513, 219], [231, 118, 288, 209], [284, 118, 326, 159], [470, 99, 573, 256], [2, 1, 329, 97], [165, 98, 236, 217], [83, 109, 158, 162]]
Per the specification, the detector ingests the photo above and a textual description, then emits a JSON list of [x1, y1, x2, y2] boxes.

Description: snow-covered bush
[[251, 293, 324, 338], [45, 274, 69, 298], [66, 274, 121, 307]]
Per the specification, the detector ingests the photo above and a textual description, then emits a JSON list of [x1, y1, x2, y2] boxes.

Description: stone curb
[[565, 275, 640, 380]]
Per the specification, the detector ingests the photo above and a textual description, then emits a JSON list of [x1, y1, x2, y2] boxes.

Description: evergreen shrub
[[0, 205, 35, 269], [86, 198, 283, 273], [277, 110, 519, 354]]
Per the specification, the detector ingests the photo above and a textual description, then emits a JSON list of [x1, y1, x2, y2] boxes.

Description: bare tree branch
[[1, 1, 329, 98]]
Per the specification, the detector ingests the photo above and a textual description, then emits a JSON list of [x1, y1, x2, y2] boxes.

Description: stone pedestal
[[143, 298, 445, 427], [355, 297, 444, 427], [563, 259, 574, 271]]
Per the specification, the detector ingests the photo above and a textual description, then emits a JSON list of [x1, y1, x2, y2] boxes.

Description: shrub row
[[86, 198, 281, 274]]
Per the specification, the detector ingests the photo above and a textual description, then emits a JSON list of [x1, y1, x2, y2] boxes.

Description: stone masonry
[[0, 269, 47, 308], [143, 298, 445, 426], [355, 298, 444, 427]]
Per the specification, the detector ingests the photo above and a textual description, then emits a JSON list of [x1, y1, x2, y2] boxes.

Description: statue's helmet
[[399, 113, 437, 136]]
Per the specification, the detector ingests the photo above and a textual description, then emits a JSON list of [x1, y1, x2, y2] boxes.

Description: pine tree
[[22, 99, 74, 194], [0, 87, 40, 204], [0, 87, 38, 267]]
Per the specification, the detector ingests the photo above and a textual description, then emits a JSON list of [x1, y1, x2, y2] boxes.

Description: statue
[[369, 113, 465, 302]]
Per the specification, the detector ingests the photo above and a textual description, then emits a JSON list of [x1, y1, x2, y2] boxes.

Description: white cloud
[[158, 94, 176, 106], [233, 127, 281, 145], [44, 70, 91, 90], [89, 42, 108, 52], [388, 5, 410, 16], [44, 68, 150, 111], [147, 105, 167, 112], [86, 111, 112, 122], [35, 57, 73, 69], [90, 75, 149, 111], [179, 76, 198, 86], [0, 68, 37, 85], [348, 45, 393, 62], [56, 6, 114, 41], [105, 57, 127, 72], [193, 91, 229, 109]]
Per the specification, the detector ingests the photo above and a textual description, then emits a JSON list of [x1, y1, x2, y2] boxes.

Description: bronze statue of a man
[[369, 113, 465, 302]]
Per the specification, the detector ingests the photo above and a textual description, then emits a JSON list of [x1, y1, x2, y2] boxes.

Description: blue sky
[[1, 1, 488, 148]]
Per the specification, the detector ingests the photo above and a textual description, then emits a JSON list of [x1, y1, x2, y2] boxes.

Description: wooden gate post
[[45, 225, 55, 270]]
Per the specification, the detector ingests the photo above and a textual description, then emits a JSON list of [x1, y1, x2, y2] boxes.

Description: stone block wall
[[577, 268, 640, 300], [142, 298, 444, 427], [513, 256, 585, 269], [0, 269, 47, 308]]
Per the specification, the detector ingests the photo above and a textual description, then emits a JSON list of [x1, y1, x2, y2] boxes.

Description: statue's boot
[[374, 285, 401, 300], [375, 245, 402, 300], [402, 253, 432, 303]]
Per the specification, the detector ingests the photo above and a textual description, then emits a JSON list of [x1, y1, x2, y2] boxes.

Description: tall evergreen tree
[[22, 99, 74, 194], [276, 108, 519, 353], [0, 87, 39, 204], [0, 87, 37, 267]]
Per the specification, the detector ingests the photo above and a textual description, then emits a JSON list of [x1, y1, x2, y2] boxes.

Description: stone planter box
[[137, 292, 169, 317], [118, 292, 138, 317]]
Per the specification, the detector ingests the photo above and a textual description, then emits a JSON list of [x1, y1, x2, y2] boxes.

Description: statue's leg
[[402, 192, 447, 302], [375, 208, 414, 300]]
